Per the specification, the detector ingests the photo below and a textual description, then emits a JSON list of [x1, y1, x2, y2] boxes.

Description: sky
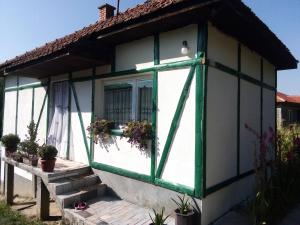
[[0, 0, 299, 94]]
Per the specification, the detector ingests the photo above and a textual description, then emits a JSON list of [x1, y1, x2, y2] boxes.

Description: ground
[[0, 195, 63, 225]]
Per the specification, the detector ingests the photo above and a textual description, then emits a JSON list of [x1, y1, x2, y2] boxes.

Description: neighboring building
[[0, 0, 297, 224], [277, 92, 300, 127]]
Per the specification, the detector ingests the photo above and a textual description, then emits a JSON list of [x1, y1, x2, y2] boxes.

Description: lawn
[[0, 201, 44, 225]]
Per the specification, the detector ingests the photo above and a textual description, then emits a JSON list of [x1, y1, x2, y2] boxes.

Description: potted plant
[[1, 134, 20, 157], [19, 121, 39, 166], [149, 207, 169, 225], [38, 145, 58, 172], [87, 119, 114, 143], [11, 151, 24, 163], [171, 195, 194, 225], [123, 120, 152, 150]]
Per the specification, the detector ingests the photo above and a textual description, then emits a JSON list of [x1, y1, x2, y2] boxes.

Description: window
[[104, 78, 152, 128]]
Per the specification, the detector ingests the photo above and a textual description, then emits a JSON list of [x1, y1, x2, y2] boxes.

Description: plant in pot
[[122, 120, 152, 150], [149, 207, 169, 225], [172, 195, 195, 225], [20, 121, 39, 166], [1, 134, 20, 157], [38, 145, 58, 172], [11, 151, 24, 163], [87, 119, 114, 144]]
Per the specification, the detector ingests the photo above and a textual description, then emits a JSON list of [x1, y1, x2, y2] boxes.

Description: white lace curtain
[[47, 81, 69, 159]]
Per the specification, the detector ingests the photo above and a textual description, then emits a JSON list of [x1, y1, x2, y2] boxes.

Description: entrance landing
[[64, 196, 175, 225]]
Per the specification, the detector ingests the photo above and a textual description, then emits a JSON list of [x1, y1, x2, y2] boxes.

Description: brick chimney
[[98, 4, 116, 21]]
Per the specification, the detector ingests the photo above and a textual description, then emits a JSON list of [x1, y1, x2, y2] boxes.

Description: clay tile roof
[[0, 0, 185, 70], [277, 92, 300, 104], [0, 0, 298, 72]]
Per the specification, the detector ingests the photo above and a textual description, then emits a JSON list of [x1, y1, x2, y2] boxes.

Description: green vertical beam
[[66, 73, 72, 160], [156, 65, 196, 178], [70, 82, 91, 165], [196, 22, 207, 197], [31, 88, 35, 122], [237, 43, 241, 176], [46, 77, 51, 142], [90, 68, 96, 161], [151, 34, 159, 182], [15, 76, 19, 134]]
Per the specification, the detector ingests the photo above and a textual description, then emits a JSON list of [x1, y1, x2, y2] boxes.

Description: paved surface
[[213, 210, 251, 225], [64, 196, 175, 225]]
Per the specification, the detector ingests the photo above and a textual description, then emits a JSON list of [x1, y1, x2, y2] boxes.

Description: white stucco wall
[[72, 69, 93, 79], [202, 174, 255, 225], [263, 89, 275, 134], [240, 80, 261, 174], [69, 81, 91, 165], [206, 67, 238, 188], [241, 45, 261, 80], [116, 36, 154, 71], [263, 59, 276, 87], [33, 87, 48, 145], [160, 24, 197, 64], [17, 89, 33, 140], [5, 76, 18, 88], [157, 68, 195, 188], [208, 24, 238, 69]]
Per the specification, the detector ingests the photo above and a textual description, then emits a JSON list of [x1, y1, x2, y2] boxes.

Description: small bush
[[1, 134, 20, 151], [38, 145, 58, 160]]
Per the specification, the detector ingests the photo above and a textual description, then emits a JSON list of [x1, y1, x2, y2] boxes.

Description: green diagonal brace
[[156, 65, 196, 178], [36, 86, 49, 131], [70, 82, 91, 165]]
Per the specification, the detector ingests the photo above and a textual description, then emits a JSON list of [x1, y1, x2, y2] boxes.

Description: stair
[[45, 167, 107, 211]]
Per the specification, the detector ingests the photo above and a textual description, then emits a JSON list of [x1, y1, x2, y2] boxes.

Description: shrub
[[38, 145, 58, 160], [1, 134, 20, 151], [123, 120, 152, 150], [87, 119, 114, 143]]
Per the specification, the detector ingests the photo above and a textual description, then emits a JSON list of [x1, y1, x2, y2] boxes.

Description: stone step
[[46, 166, 92, 183], [48, 174, 101, 195], [56, 183, 107, 210]]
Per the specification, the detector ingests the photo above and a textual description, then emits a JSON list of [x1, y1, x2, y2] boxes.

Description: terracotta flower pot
[[40, 158, 56, 172], [175, 209, 195, 225]]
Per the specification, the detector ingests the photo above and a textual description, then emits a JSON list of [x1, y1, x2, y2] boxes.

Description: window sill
[[110, 129, 123, 136]]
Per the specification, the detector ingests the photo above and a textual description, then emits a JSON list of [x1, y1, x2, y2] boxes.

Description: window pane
[[138, 86, 152, 122], [104, 85, 132, 126]]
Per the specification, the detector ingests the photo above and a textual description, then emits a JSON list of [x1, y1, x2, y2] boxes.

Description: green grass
[[0, 201, 44, 225]]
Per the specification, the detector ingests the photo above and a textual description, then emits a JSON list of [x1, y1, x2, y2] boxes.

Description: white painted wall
[[116, 36, 154, 71], [34, 87, 48, 145], [263, 89, 275, 134], [206, 67, 238, 188], [263, 59, 276, 87], [69, 81, 91, 165], [241, 45, 261, 80], [19, 77, 41, 86], [5, 76, 18, 88], [160, 25, 197, 64], [208, 24, 238, 70], [17, 89, 33, 140], [72, 69, 93, 79], [157, 68, 195, 188], [202, 174, 254, 225], [240, 80, 261, 173]]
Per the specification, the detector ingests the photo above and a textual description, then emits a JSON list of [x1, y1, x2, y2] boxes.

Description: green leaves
[[149, 207, 169, 225], [171, 194, 192, 215]]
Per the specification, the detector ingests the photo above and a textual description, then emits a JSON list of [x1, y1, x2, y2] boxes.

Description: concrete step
[[56, 183, 107, 209], [46, 166, 92, 182], [48, 174, 101, 195]]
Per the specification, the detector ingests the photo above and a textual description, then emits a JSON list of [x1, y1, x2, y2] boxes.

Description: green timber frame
[[3, 22, 277, 199]]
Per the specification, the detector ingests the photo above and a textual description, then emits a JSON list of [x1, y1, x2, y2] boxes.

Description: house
[[277, 92, 300, 127], [0, 0, 297, 224]]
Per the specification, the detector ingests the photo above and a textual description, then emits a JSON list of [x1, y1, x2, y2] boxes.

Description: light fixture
[[181, 40, 190, 55]]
